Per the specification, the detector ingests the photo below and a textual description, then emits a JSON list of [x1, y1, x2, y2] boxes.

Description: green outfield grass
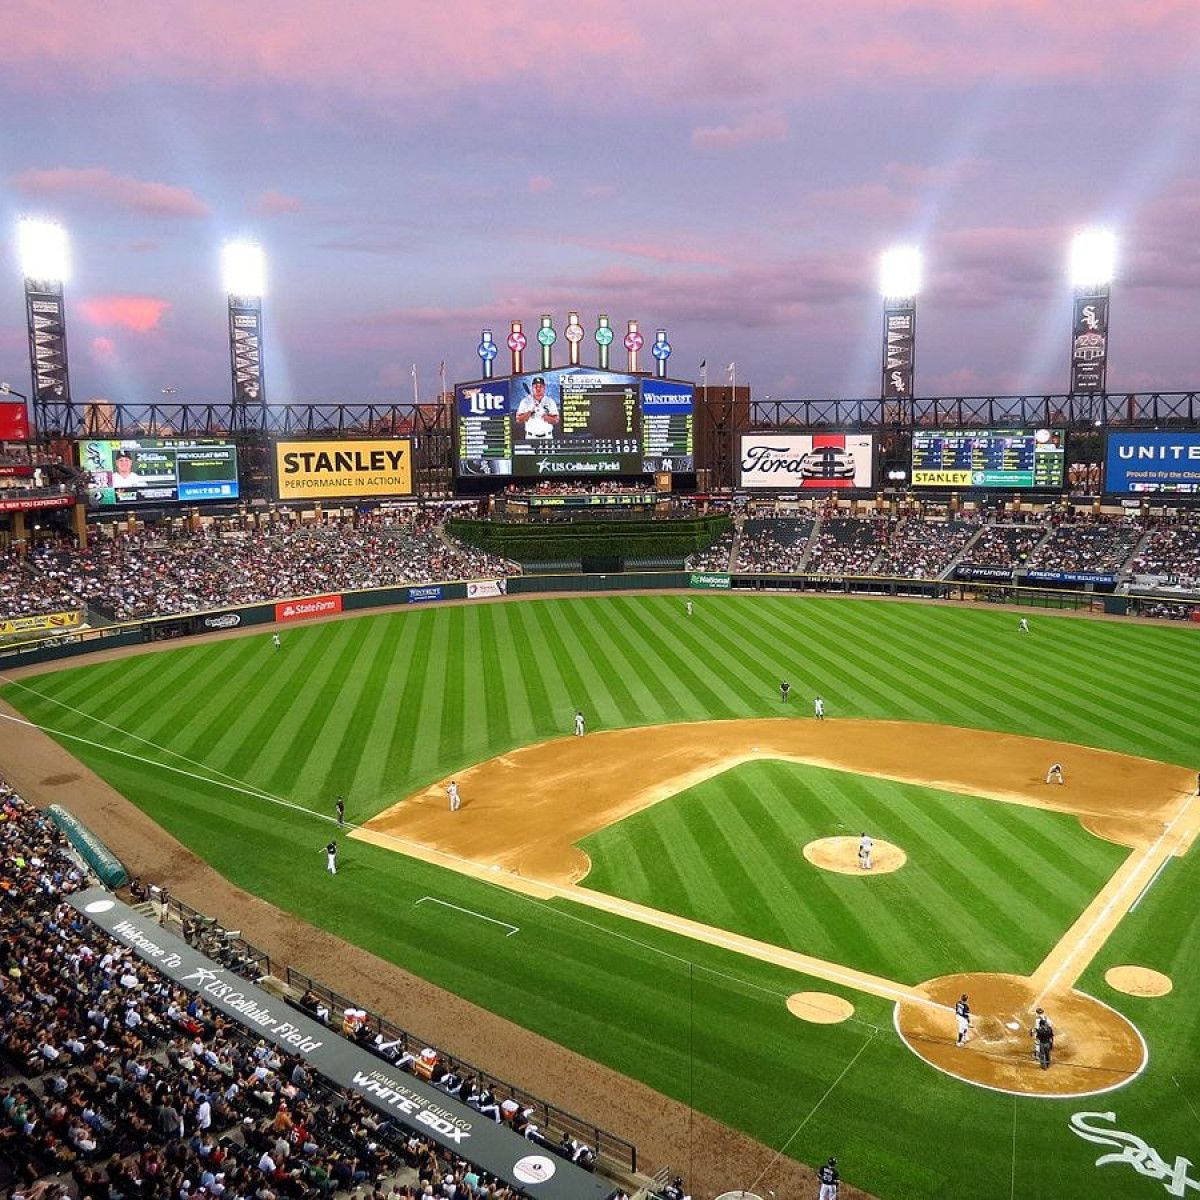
[[580, 762, 1128, 983], [4, 594, 1200, 1200]]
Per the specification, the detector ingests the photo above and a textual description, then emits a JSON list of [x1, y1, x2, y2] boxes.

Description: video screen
[[455, 369, 694, 477], [911, 430, 1065, 489], [1105, 431, 1200, 494], [79, 439, 240, 506], [739, 433, 874, 489]]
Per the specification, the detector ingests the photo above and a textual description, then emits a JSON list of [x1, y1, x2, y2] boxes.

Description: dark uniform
[[1032, 1011, 1054, 1069], [335, 797, 345, 827], [817, 1158, 840, 1199], [955, 995, 970, 1045], [780, 681, 791, 703]]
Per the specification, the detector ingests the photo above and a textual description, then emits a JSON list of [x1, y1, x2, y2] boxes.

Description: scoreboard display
[[911, 429, 1065, 489], [80, 438, 240, 506], [456, 368, 694, 477]]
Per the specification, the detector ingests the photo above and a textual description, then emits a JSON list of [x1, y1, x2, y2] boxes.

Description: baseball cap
[[532, 376, 545, 385]]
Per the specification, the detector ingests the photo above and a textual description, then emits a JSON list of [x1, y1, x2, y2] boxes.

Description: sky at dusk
[[2, 0, 1199, 407]]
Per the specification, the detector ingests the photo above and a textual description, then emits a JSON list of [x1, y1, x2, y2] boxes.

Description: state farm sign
[[274, 595, 343, 623]]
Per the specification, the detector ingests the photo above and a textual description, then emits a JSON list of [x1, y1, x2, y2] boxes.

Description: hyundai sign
[[1105, 431, 1200, 494]]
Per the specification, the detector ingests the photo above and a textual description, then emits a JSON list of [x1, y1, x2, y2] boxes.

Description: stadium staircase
[[726, 514, 745, 570], [797, 513, 824, 571], [941, 522, 990, 579], [1119, 528, 1155, 579]]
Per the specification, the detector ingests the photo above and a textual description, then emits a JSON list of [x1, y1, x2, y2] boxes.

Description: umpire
[[1031, 1008, 1054, 1069]]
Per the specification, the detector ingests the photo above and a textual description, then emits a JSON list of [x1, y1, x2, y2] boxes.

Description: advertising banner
[[689, 572, 731, 590], [228, 299, 265, 407], [1025, 570, 1116, 585], [275, 440, 413, 500], [466, 579, 508, 598], [275, 594, 343, 622], [1104, 431, 1200, 494], [68, 890, 612, 1200], [1070, 293, 1109, 394], [407, 585, 444, 604], [0, 401, 30, 440], [882, 305, 915, 400], [0, 610, 82, 637], [739, 433, 875, 489], [0, 494, 74, 513], [954, 565, 1014, 581]]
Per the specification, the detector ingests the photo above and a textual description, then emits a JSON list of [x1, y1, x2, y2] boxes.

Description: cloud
[[528, 174, 554, 195], [79, 295, 172, 333], [89, 337, 116, 362], [11, 167, 209, 218], [691, 110, 788, 150], [254, 189, 302, 215]]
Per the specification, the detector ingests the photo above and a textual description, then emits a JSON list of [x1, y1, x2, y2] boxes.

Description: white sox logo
[[1081, 304, 1101, 331], [890, 370, 906, 394], [1069, 1112, 1200, 1196]]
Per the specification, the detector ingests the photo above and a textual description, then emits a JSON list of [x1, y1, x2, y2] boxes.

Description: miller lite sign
[[457, 380, 511, 417]]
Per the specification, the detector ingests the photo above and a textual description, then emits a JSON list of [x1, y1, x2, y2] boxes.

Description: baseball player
[[816, 1157, 840, 1199], [1045, 762, 1065, 785], [272, 633, 281, 650], [335, 796, 345, 827], [1018, 617, 1030, 634], [574, 711, 585, 737], [858, 832, 873, 870], [686, 599, 693, 616], [447, 781, 461, 812], [955, 994, 970, 1045], [1031, 1008, 1054, 1069], [814, 695, 825, 720], [515, 376, 559, 440], [780, 680, 791, 703], [322, 841, 337, 875]]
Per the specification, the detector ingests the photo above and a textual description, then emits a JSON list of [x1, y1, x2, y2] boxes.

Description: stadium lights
[[1069, 229, 1115, 290], [880, 245, 921, 300], [222, 241, 266, 297], [17, 218, 70, 283]]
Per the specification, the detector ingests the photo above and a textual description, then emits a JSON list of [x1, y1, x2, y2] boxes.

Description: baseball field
[[2, 593, 1199, 1200]]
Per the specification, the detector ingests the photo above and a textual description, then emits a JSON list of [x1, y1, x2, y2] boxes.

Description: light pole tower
[[222, 241, 267, 430], [18, 218, 72, 438], [1068, 229, 1115, 425]]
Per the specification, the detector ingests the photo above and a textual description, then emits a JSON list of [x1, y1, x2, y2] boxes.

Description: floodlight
[[222, 241, 266, 297], [17, 218, 70, 283], [880, 245, 921, 300], [1069, 229, 1115, 290]]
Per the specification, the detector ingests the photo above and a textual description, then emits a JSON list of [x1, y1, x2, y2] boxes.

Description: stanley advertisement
[[275, 439, 413, 500]]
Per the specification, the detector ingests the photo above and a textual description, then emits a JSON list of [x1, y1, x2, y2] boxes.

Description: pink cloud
[[528, 175, 554, 195], [255, 189, 302, 215], [691, 110, 788, 151], [89, 337, 116, 362], [79, 295, 172, 333], [11, 167, 209, 218]]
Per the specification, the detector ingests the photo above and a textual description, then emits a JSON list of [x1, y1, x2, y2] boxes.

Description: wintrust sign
[[275, 595, 343, 623]]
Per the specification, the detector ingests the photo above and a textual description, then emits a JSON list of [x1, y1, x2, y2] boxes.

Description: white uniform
[[858, 834, 873, 870], [814, 696, 825, 720], [324, 843, 337, 875], [1018, 618, 1030, 633], [574, 712, 585, 736], [1045, 763, 1064, 785], [686, 600, 693, 616], [272, 634, 281, 649], [447, 782, 461, 811]]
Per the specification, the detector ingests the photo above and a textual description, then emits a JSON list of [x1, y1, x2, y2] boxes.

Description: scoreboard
[[911, 429, 1065, 489], [456, 368, 694, 477]]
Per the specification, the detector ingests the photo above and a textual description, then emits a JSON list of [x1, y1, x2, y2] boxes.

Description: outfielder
[[322, 841, 338, 875], [814, 695, 825, 720], [1018, 617, 1030, 634], [955, 994, 970, 1045], [686, 599, 693, 616], [780, 680, 791, 703], [817, 1157, 840, 1199], [574, 710, 586, 736], [447, 780, 461, 812], [1045, 762, 1065, 785], [272, 633, 281, 649]]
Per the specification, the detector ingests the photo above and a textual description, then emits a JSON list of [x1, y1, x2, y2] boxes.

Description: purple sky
[[2, 0, 1199, 406]]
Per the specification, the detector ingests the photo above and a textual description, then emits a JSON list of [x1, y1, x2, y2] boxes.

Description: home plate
[[1006, 1021, 1020, 1030]]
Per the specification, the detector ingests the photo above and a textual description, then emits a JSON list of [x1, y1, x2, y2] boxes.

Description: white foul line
[[416, 896, 519, 937], [1128, 855, 1172, 913]]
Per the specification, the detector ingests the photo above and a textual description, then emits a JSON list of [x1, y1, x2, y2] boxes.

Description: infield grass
[[4, 593, 1199, 1200]]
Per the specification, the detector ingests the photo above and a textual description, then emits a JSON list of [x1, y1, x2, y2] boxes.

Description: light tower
[[1068, 229, 1115, 417], [222, 241, 266, 425], [879, 245, 921, 411], [18, 218, 72, 436]]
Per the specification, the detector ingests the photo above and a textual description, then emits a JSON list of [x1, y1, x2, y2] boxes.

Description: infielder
[[1045, 762, 1064, 785], [954, 994, 970, 1045], [816, 1157, 840, 1199], [1018, 617, 1030, 634], [858, 832, 873, 870], [574, 710, 586, 737], [814, 695, 825, 720], [335, 796, 345, 827], [447, 780, 461, 812], [272, 633, 281, 650], [322, 841, 338, 875]]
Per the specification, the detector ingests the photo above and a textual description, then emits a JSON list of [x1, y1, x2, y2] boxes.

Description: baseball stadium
[[2, 270, 1199, 1200]]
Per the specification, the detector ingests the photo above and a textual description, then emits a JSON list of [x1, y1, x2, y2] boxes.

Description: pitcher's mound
[[787, 992, 854, 1024], [1105, 965, 1172, 997], [803, 836, 906, 875]]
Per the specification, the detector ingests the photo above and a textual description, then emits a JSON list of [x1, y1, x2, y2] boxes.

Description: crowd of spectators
[[686, 527, 734, 572], [1025, 518, 1143, 576], [805, 517, 888, 576], [733, 520, 813, 573], [957, 524, 1045, 570], [4, 514, 518, 622], [0, 781, 615, 1200], [1130, 523, 1200, 588], [872, 517, 978, 579]]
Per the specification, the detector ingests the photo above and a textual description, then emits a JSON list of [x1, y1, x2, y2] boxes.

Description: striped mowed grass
[[4, 594, 1199, 1200]]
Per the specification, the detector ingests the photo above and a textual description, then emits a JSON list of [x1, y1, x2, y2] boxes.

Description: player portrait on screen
[[515, 375, 560, 441]]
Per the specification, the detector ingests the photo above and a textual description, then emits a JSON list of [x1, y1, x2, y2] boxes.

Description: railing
[[144, 885, 272, 980], [284, 966, 638, 1174]]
